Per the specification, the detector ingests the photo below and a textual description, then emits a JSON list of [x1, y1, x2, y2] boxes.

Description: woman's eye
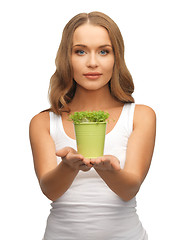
[[75, 50, 85, 55], [100, 50, 109, 55]]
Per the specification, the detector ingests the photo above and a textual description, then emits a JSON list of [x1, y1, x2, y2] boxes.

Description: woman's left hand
[[90, 155, 121, 171]]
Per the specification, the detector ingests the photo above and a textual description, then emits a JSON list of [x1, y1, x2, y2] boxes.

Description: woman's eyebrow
[[98, 44, 113, 48], [72, 44, 87, 48], [72, 44, 112, 48]]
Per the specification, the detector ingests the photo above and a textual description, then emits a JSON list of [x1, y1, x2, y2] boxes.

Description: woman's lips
[[83, 72, 102, 80]]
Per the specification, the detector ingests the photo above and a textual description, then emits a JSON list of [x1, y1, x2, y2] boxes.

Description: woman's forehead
[[72, 23, 112, 47]]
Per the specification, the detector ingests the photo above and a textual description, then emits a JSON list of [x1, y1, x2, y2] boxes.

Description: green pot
[[74, 122, 107, 158]]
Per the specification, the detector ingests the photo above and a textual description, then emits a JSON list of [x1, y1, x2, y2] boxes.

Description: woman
[[29, 11, 156, 240]]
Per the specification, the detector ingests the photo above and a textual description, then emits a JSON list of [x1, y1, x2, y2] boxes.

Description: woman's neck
[[68, 84, 122, 112]]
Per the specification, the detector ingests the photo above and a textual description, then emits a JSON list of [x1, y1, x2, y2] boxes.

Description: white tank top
[[43, 103, 148, 240]]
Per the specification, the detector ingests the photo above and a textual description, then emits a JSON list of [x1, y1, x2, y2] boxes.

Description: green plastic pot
[[74, 122, 107, 158]]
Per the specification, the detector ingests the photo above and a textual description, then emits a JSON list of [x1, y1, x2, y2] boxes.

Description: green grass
[[69, 110, 109, 124]]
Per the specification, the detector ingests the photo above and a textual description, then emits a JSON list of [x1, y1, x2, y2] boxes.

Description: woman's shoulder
[[134, 104, 156, 115], [29, 111, 50, 132], [133, 104, 156, 128]]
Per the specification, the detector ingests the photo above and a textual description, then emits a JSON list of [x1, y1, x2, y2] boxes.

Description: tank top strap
[[49, 111, 61, 142], [122, 103, 135, 137]]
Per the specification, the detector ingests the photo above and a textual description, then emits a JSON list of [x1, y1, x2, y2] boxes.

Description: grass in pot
[[69, 111, 109, 158]]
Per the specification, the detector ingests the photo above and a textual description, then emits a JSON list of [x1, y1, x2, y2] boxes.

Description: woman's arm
[[91, 105, 156, 201], [29, 112, 92, 201]]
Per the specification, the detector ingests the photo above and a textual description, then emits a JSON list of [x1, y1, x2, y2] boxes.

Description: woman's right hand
[[56, 147, 93, 172]]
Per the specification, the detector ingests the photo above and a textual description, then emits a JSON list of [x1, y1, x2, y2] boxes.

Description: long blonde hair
[[48, 11, 134, 114]]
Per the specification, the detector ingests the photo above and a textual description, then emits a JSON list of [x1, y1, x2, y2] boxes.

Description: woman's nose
[[87, 53, 98, 68]]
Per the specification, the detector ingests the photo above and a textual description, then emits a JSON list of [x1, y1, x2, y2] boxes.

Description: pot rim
[[74, 122, 107, 125]]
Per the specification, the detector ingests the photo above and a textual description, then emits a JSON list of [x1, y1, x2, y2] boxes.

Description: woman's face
[[71, 23, 114, 91]]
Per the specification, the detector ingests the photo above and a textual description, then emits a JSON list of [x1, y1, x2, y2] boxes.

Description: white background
[[0, 0, 182, 239]]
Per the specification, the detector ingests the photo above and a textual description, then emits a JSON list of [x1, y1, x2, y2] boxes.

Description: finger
[[94, 157, 103, 165], [90, 159, 101, 169], [67, 152, 84, 162], [79, 164, 92, 172], [90, 158, 95, 165], [77, 159, 91, 168], [83, 158, 93, 168], [56, 147, 77, 157]]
